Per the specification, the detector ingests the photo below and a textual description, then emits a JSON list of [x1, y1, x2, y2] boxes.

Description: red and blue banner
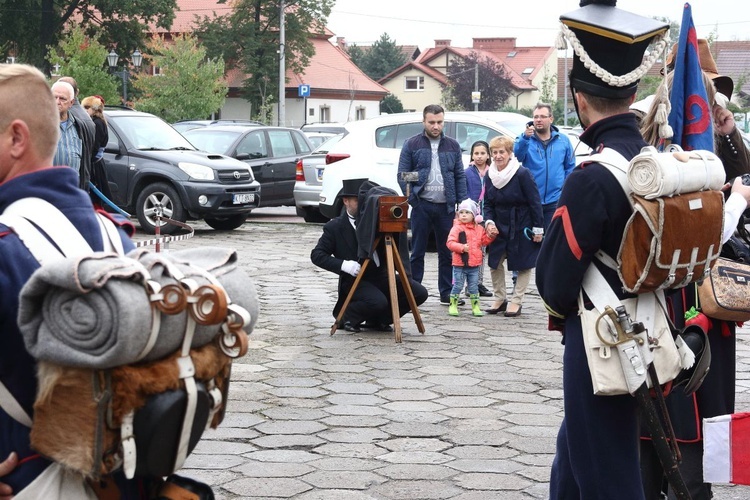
[[668, 3, 713, 151]]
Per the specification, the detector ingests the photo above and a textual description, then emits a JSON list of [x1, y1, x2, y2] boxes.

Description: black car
[[183, 125, 313, 207], [171, 119, 265, 133], [102, 109, 261, 234]]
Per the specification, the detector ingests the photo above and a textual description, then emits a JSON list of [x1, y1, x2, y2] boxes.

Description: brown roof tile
[[288, 37, 388, 94]]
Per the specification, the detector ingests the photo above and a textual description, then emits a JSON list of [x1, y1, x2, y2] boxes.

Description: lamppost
[[107, 49, 143, 104]]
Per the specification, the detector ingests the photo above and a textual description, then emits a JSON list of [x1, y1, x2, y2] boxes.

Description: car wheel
[[204, 214, 248, 231], [302, 208, 329, 223], [135, 182, 186, 235]]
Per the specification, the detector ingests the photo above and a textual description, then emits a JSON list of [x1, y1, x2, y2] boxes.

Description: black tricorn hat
[[339, 178, 368, 198], [560, 0, 669, 98]]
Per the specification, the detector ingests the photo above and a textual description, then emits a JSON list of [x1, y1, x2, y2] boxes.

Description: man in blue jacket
[[398, 104, 467, 305], [514, 103, 575, 230]]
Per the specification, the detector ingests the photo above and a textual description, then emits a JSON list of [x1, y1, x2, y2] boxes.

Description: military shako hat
[[559, 0, 669, 99]]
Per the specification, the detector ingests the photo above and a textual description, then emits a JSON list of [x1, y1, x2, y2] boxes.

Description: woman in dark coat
[[483, 135, 543, 317], [81, 95, 113, 204]]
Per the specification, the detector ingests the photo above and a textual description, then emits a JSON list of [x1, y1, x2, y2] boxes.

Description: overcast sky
[[326, 1, 750, 50]]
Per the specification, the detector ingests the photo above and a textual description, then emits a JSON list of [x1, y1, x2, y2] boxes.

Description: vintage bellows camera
[[378, 195, 409, 233]]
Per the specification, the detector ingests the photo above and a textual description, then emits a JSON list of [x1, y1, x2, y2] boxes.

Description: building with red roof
[[150, 0, 387, 125], [379, 38, 556, 112]]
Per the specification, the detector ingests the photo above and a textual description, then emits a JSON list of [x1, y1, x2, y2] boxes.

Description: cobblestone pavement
[[147, 216, 750, 499]]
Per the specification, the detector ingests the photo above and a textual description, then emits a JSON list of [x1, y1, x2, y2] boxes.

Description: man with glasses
[[514, 103, 575, 230]]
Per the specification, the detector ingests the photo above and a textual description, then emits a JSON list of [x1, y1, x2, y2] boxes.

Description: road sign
[[471, 91, 481, 104], [298, 84, 311, 98]]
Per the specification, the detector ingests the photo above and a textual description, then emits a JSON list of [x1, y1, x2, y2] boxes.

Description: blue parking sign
[[298, 84, 311, 97]]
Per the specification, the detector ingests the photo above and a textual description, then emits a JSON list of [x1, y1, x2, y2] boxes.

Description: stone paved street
[[145, 212, 750, 499]]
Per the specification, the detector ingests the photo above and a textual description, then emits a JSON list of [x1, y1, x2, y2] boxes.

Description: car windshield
[[113, 115, 197, 151], [183, 129, 241, 154]]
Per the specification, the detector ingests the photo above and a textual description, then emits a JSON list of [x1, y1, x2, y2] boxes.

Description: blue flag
[[668, 3, 713, 151]]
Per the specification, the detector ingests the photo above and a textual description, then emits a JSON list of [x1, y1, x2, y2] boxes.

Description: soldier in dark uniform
[[536, 2, 670, 498]]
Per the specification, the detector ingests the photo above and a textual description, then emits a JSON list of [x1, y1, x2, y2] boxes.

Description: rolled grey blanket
[[18, 253, 152, 369], [18, 248, 258, 368]]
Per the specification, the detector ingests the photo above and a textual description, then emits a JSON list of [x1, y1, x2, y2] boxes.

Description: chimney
[[435, 39, 451, 48], [472, 37, 517, 54], [336, 37, 346, 50]]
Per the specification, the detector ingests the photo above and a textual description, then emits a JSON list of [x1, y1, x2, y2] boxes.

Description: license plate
[[233, 193, 254, 204], [316, 168, 324, 181]]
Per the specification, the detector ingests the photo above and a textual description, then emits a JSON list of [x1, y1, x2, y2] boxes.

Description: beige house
[[155, 0, 388, 125], [379, 38, 557, 112]]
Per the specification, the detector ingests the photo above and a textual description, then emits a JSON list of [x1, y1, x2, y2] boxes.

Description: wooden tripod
[[330, 233, 425, 343]]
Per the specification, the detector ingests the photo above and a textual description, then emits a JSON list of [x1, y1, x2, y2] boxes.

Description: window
[[375, 126, 397, 148], [151, 66, 162, 76], [291, 131, 312, 154], [309, 108, 315, 116], [319, 105, 330, 122], [268, 130, 296, 157], [394, 123, 424, 148], [405, 76, 424, 91], [522, 67, 534, 75], [355, 106, 366, 121], [507, 51, 517, 57], [376, 123, 424, 149], [455, 123, 499, 152], [236, 132, 268, 159]]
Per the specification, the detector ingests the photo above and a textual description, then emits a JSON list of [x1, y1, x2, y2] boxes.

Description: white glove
[[341, 260, 361, 277]]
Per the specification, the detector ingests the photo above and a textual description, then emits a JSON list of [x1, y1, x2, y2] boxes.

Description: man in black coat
[[311, 178, 427, 332]]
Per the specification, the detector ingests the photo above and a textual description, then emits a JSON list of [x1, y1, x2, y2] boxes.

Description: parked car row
[[97, 112, 529, 234]]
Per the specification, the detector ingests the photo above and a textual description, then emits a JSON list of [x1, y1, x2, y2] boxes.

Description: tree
[[636, 75, 663, 102], [539, 70, 557, 106], [445, 52, 513, 111], [47, 26, 120, 105], [132, 34, 227, 123], [347, 33, 406, 81], [196, 0, 333, 117], [0, 0, 176, 72], [346, 44, 366, 68], [380, 93, 404, 114]]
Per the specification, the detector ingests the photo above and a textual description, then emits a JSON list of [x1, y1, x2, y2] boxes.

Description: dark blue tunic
[[536, 113, 649, 500], [0, 167, 134, 493]]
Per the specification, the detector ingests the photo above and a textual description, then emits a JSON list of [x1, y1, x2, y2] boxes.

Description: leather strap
[[120, 411, 137, 479], [3, 198, 93, 257]]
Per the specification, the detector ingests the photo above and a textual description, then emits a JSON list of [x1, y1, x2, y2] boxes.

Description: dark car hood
[[132, 149, 250, 171]]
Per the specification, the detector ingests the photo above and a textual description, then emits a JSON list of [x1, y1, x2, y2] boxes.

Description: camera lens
[[390, 206, 404, 218]]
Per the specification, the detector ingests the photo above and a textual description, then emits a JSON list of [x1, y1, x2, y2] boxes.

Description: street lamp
[[107, 49, 143, 104]]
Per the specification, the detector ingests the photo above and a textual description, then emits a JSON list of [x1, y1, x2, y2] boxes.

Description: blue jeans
[[451, 266, 479, 296], [542, 202, 558, 231], [410, 201, 454, 297]]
